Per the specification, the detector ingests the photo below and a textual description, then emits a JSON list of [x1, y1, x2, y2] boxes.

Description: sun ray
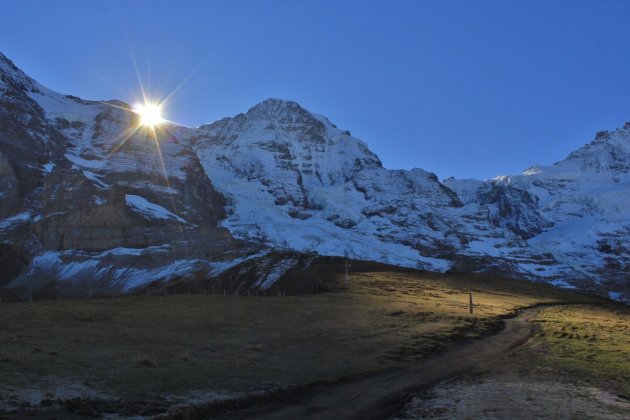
[[161, 56, 209, 105], [148, 125, 181, 217], [106, 125, 142, 157], [127, 40, 148, 105]]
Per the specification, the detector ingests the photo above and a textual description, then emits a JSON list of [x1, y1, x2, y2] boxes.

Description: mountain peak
[[0, 52, 36, 91], [561, 122, 630, 173], [0, 51, 18, 71], [251, 97, 301, 108], [246, 97, 311, 118], [231, 97, 336, 136]]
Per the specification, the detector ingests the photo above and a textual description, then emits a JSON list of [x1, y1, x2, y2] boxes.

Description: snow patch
[[115, 259, 206, 291], [207, 251, 271, 277], [608, 291, 624, 301], [255, 258, 297, 289], [82, 170, 109, 189], [125, 194, 189, 224], [64, 153, 103, 169], [43, 162, 55, 173], [548, 279, 577, 289], [0, 212, 32, 231]]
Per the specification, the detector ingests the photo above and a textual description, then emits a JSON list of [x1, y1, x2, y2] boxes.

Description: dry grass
[[532, 304, 630, 397], [0, 270, 601, 410], [396, 302, 630, 419]]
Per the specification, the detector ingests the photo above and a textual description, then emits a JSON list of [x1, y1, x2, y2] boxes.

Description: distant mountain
[[0, 52, 627, 302]]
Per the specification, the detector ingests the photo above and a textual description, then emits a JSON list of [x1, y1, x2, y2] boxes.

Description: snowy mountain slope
[[496, 126, 630, 295], [444, 124, 630, 298], [0, 52, 629, 301], [191, 98, 461, 271]]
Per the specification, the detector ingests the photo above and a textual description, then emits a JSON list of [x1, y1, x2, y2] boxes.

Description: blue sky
[[1, 0, 629, 180]]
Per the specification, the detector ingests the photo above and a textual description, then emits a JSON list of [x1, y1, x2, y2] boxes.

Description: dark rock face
[[36, 185, 145, 251], [0, 52, 243, 291], [477, 181, 551, 239]]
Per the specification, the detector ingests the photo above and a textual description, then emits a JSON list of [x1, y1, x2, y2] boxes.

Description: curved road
[[223, 307, 542, 419]]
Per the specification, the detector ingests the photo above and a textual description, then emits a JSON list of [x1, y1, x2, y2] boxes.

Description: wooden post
[[469, 290, 474, 314]]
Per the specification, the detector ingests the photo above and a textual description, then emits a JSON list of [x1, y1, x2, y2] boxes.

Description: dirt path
[[222, 307, 542, 420]]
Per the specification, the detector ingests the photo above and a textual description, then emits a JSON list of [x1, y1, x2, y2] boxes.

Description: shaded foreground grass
[[0, 270, 604, 415]]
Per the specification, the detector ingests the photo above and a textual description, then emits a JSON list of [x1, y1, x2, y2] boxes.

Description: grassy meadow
[[0, 268, 614, 415]]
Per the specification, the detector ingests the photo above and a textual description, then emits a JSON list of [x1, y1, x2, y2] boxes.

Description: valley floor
[[0, 269, 627, 418]]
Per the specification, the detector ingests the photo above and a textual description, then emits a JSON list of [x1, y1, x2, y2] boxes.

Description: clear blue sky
[[2, 0, 629, 180]]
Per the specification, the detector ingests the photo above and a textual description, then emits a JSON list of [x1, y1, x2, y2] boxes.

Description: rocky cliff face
[[0, 52, 628, 301], [0, 52, 239, 294]]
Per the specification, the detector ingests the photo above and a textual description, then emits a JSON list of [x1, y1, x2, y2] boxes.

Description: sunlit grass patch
[[534, 304, 630, 397]]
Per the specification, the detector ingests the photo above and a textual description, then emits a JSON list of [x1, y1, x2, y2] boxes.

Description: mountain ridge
[[0, 52, 628, 302]]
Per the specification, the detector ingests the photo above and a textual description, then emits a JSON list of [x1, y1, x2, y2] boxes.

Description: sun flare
[[133, 102, 164, 127]]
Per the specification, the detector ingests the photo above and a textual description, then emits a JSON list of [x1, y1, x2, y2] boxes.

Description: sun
[[133, 102, 164, 127]]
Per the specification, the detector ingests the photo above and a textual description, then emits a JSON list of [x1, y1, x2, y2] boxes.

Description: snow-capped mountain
[[0, 52, 628, 301], [192, 98, 461, 271], [445, 125, 630, 300]]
